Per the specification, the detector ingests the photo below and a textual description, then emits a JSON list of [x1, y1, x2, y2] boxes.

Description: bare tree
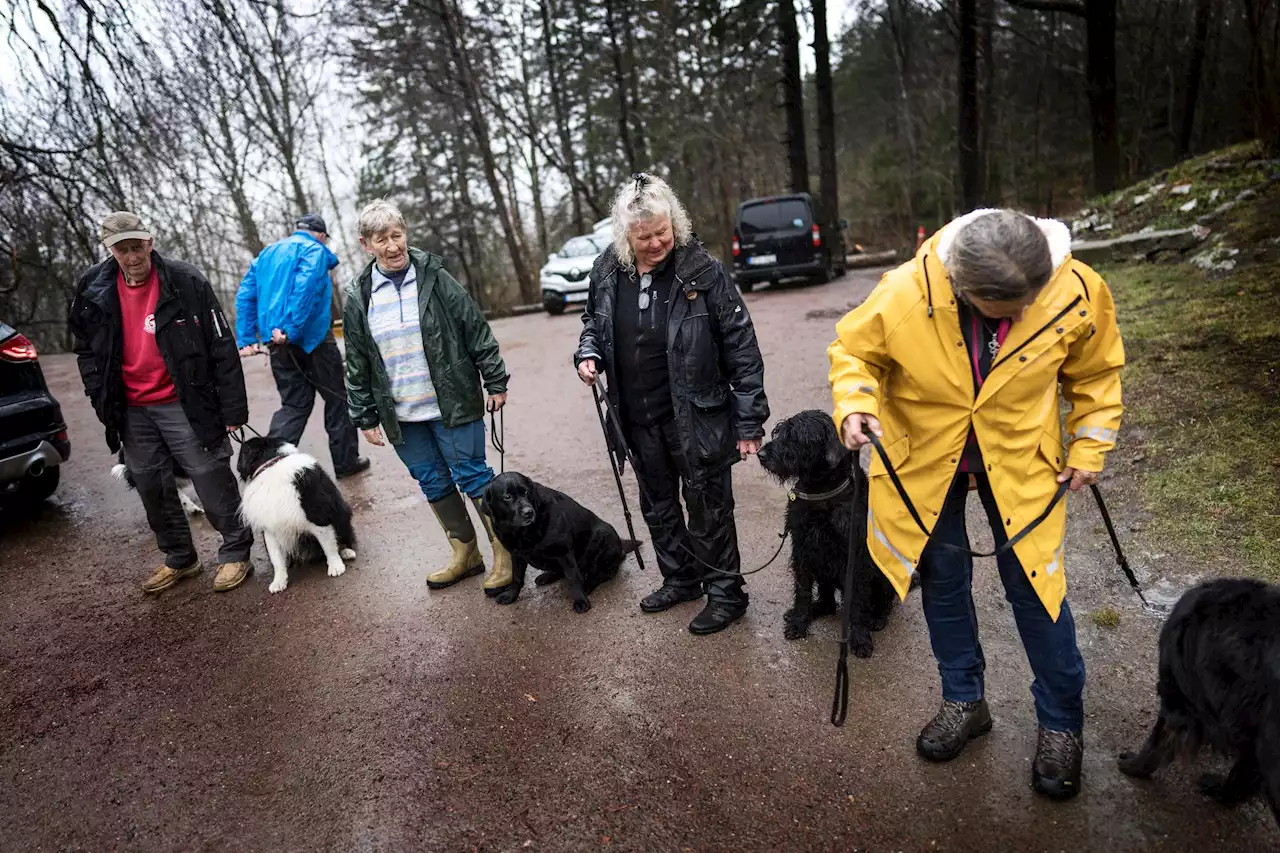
[[778, 0, 809, 194]]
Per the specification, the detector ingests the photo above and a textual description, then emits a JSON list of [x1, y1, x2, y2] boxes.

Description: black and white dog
[[757, 409, 897, 655], [1119, 577, 1280, 825], [112, 450, 204, 515], [235, 436, 357, 594]]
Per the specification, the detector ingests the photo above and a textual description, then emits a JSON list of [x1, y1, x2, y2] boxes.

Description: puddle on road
[[1136, 577, 1193, 615]]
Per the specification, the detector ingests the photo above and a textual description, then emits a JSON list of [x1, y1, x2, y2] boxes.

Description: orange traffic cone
[[916, 225, 926, 250]]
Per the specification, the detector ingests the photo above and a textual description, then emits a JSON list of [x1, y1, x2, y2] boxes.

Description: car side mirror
[[838, 219, 849, 230], [548, 251, 560, 261]]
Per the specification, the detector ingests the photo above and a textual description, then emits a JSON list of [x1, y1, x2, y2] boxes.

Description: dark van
[[730, 193, 846, 292]]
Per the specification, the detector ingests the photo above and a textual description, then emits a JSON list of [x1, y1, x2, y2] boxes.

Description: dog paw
[[783, 621, 809, 641], [327, 562, 346, 578], [268, 578, 288, 594], [851, 635, 874, 659], [495, 588, 521, 606], [339, 548, 357, 560], [534, 572, 562, 587], [1117, 751, 1150, 777], [811, 600, 838, 617], [869, 614, 890, 632], [573, 597, 592, 614]]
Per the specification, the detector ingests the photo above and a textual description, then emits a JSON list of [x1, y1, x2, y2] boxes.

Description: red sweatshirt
[[117, 268, 178, 406]]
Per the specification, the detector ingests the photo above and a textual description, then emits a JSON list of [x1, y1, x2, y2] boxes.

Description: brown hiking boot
[[142, 562, 202, 594], [213, 561, 252, 592], [1032, 727, 1084, 800], [916, 699, 993, 762]]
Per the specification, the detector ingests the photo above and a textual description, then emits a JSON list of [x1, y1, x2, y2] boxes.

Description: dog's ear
[[826, 435, 848, 470]]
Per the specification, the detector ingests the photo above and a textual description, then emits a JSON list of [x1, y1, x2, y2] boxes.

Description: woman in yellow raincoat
[[828, 209, 1123, 800]]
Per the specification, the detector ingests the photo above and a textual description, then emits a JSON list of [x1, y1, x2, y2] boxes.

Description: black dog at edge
[[484, 472, 640, 613], [1119, 577, 1280, 825], [757, 409, 896, 654]]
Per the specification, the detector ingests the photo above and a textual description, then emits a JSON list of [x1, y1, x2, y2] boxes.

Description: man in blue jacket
[[236, 214, 368, 478]]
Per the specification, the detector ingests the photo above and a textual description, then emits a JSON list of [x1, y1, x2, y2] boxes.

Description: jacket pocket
[[1034, 429, 1065, 473], [868, 433, 911, 477], [689, 384, 732, 466]]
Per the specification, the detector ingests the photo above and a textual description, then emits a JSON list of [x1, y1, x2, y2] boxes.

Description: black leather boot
[[688, 601, 746, 635], [1032, 727, 1084, 800], [916, 699, 993, 762], [639, 584, 702, 613]]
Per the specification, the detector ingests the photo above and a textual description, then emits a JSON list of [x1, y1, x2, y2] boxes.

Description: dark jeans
[[920, 473, 1086, 732], [121, 403, 253, 567], [623, 417, 747, 608], [268, 335, 359, 471]]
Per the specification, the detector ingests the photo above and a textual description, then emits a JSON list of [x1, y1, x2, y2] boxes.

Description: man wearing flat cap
[[234, 214, 367, 478], [68, 211, 256, 594]]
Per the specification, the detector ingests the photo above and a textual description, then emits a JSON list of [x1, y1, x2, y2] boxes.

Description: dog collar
[[250, 456, 284, 481], [789, 478, 853, 503]]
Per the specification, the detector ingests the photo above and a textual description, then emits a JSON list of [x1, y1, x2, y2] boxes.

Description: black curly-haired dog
[[1118, 577, 1280, 825], [757, 409, 896, 654], [484, 471, 640, 613]]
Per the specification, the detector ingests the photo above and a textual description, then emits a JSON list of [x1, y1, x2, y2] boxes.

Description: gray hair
[[610, 173, 693, 270], [357, 198, 407, 239], [949, 210, 1053, 302]]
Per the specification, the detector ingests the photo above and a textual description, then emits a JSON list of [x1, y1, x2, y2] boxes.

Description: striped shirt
[[368, 263, 441, 422]]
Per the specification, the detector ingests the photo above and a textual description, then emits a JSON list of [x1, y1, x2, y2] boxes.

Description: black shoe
[[1032, 727, 1084, 800], [639, 584, 702, 613], [335, 458, 371, 479], [688, 601, 746, 635], [916, 699, 993, 762]]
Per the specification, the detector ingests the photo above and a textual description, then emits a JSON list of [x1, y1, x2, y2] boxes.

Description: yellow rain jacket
[[828, 210, 1124, 620]]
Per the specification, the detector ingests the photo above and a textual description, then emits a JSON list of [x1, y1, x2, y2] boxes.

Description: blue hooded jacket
[[235, 232, 340, 354]]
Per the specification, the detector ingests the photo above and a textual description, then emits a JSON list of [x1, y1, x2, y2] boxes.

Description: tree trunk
[[958, 0, 983, 211], [979, 0, 999, 202], [440, 0, 536, 304], [1084, 0, 1120, 193], [778, 0, 809, 194], [813, 0, 839, 229], [539, 0, 585, 232], [604, 0, 638, 174], [623, 0, 648, 167]]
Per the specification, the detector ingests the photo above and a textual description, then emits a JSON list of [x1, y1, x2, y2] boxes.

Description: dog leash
[[830, 461, 862, 727], [591, 383, 647, 571], [489, 405, 505, 474], [864, 432, 1153, 607], [229, 423, 265, 444], [591, 381, 790, 578]]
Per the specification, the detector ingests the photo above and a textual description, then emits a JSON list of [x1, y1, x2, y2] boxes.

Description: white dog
[[235, 436, 357, 594]]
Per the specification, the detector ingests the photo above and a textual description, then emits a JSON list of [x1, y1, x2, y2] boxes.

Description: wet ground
[[2, 269, 1276, 852]]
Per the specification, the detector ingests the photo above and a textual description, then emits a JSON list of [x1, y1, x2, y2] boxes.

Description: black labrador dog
[[484, 472, 640, 613], [1118, 577, 1280, 825], [757, 409, 896, 654]]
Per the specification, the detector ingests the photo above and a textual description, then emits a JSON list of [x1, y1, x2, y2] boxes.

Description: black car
[[0, 322, 70, 502], [731, 193, 847, 292]]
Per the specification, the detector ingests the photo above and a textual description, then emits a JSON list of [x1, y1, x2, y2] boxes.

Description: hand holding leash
[[841, 413, 882, 449]]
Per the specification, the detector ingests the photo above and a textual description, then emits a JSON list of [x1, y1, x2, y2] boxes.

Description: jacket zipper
[[992, 296, 1082, 369]]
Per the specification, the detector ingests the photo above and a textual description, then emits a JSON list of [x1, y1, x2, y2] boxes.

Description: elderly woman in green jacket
[[343, 199, 512, 595]]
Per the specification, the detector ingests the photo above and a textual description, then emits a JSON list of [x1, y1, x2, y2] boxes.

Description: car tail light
[[56, 431, 68, 442], [732, 236, 740, 257], [0, 333, 37, 362], [812, 224, 821, 248]]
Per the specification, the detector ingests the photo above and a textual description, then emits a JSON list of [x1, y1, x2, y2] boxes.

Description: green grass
[[1103, 258, 1280, 580], [1089, 606, 1122, 629]]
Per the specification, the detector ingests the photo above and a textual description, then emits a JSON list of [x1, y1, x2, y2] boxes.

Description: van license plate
[[748, 254, 777, 266]]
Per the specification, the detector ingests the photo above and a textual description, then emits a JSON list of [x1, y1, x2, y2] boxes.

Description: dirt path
[[1, 270, 1275, 852]]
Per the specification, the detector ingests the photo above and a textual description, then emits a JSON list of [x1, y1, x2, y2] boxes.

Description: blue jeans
[[919, 473, 1086, 732], [392, 419, 494, 502]]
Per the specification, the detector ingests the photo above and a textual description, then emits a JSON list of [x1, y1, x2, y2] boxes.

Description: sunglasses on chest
[[637, 272, 653, 310]]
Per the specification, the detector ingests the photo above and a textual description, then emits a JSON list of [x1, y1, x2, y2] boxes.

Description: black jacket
[[574, 241, 769, 474], [68, 252, 249, 453]]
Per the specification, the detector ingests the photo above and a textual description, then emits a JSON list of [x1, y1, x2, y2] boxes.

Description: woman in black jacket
[[574, 173, 769, 635]]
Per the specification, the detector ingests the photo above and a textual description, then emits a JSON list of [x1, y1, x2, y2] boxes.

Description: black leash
[[830, 462, 862, 727], [229, 423, 264, 444], [591, 383, 646, 571], [590, 380, 790, 578], [864, 432, 1153, 605], [489, 405, 505, 474]]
